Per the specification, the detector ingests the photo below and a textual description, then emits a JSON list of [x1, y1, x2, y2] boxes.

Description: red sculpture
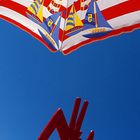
[[38, 98, 94, 140]]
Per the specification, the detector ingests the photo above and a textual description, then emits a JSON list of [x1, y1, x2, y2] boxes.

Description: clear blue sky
[[0, 19, 140, 140]]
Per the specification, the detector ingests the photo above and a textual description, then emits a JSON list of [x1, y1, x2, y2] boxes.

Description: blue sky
[[0, 19, 140, 140]]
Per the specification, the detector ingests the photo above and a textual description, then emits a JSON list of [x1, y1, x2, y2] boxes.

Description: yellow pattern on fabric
[[27, 0, 44, 22], [65, 5, 83, 31]]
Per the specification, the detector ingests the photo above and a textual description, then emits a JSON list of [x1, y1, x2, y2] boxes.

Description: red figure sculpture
[[38, 98, 94, 140]]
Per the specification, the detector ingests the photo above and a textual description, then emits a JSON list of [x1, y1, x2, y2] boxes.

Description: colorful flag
[[0, 0, 140, 55], [47, 0, 62, 14]]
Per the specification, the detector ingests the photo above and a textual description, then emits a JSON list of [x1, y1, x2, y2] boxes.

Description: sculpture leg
[[87, 131, 94, 140], [38, 109, 70, 140]]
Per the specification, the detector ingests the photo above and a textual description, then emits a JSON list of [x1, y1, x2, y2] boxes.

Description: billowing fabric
[[0, 0, 140, 55]]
